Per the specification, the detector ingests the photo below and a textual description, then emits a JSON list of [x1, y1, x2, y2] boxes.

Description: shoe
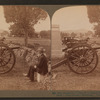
[[52, 74, 57, 79], [28, 80, 36, 82], [23, 73, 28, 77], [26, 80, 32, 82]]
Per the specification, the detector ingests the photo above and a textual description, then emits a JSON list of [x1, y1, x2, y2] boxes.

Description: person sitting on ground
[[23, 47, 48, 82]]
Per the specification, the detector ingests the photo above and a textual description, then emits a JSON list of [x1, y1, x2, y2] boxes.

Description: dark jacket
[[36, 54, 48, 75]]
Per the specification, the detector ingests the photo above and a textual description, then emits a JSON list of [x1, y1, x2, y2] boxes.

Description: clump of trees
[[60, 32, 77, 39], [39, 30, 50, 39], [3, 6, 47, 46], [87, 6, 100, 37], [60, 32, 69, 39], [70, 32, 77, 38]]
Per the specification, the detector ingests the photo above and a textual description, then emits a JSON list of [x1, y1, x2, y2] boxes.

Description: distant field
[[6, 37, 50, 45]]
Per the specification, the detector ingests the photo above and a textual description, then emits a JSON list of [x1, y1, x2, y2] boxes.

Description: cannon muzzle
[[52, 58, 68, 70]]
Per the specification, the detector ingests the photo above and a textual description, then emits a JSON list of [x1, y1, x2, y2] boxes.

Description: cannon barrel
[[10, 46, 20, 50], [62, 46, 100, 52], [52, 58, 68, 70], [93, 47, 100, 50], [0, 46, 20, 50]]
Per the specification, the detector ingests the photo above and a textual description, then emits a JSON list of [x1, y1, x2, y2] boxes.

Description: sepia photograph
[[0, 5, 51, 90], [1, 4, 100, 97], [51, 5, 100, 90]]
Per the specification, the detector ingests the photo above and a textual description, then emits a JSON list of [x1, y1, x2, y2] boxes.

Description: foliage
[[70, 32, 77, 38], [60, 32, 77, 39], [87, 6, 100, 36], [80, 33, 84, 38], [60, 32, 69, 39], [0, 31, 9, 37], [40, 30, 50, 39], [3, 6, 47, 45]]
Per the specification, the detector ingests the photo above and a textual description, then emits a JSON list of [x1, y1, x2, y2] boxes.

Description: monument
[[51, 25, 63, 58]]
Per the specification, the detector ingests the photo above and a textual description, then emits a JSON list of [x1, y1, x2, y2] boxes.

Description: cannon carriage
[[0, 38, 20, 74], [52, 37, 100, 74]]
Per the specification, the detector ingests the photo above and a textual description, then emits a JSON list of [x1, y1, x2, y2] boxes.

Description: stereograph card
[[0, 0, 99, 98]]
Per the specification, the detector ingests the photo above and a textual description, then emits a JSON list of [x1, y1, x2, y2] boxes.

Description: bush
[[40, 30, 50, 39]]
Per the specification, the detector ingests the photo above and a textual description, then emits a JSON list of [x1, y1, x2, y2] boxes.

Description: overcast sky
[[0, 6, 50, 32], [52, 6, 94, 32]]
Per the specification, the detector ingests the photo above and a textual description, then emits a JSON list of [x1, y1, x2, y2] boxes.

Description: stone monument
[[51, 25, 63, 58]]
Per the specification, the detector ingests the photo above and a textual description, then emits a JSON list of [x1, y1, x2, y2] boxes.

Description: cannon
[[52, 44, 100, 74]]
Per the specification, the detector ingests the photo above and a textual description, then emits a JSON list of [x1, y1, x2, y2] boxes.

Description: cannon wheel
[[67, 44, 98, 74], [0, 44, 16, 74]]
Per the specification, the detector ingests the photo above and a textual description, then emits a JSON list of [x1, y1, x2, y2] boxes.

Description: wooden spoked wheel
[[0, 44, 16, 74], [68, 44, 98, 74]]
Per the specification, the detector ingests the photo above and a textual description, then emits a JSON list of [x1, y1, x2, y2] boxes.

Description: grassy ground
[[51, 37, 100, 90], [1, 36, 100, 90], [0, 37, 51, 90]]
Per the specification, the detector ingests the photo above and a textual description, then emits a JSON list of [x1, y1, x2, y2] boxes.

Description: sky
[[52, 6, 94, 32], [0, 6, 50, 32], [0, 6, 10, 32]]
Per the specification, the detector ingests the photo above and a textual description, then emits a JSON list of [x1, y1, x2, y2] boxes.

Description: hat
[[37, 47, 45, 53]]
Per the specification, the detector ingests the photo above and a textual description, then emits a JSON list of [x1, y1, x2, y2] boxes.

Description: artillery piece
[[52, 37, 100, 74]]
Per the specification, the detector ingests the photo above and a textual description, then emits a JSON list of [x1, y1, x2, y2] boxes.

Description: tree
[[9, 24, 25, 37], [80, 33, 84, 38], [40, 30, 50, 39], [71, 32, 77, 38], [60, 32, 69, 39], [87, 6, 100, 36], [0, 30, 9, 37], [3, 6, 47, 46]]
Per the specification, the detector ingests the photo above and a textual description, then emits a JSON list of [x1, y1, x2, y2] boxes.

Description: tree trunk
[[24, 31, 28, 46]]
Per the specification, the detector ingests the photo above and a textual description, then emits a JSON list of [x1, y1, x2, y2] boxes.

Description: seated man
[[24, 47, 48, 82]]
